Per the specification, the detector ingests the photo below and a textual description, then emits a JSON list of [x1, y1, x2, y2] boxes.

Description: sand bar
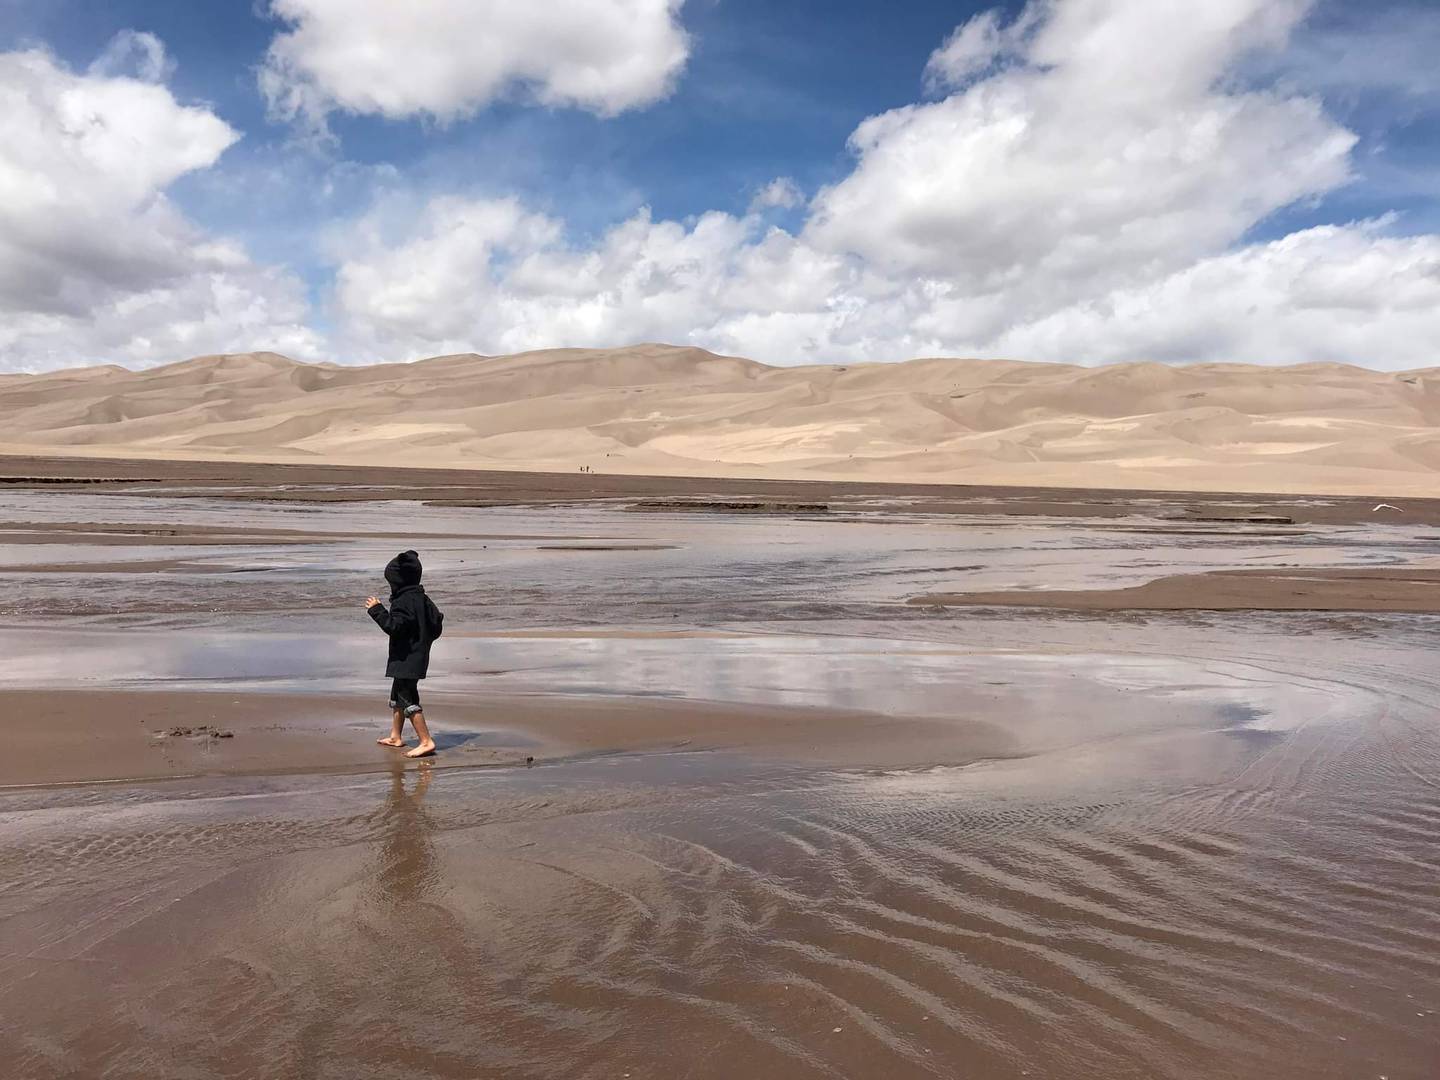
[[913, 565, 1440, 612], [4, 451, 1440, 523]]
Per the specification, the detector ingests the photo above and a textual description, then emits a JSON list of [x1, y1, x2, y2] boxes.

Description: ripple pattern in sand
[[1, 642, 1438, 1079]]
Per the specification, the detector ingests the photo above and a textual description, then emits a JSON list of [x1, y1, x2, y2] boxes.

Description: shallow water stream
[[1, 492, 1437, 1078]]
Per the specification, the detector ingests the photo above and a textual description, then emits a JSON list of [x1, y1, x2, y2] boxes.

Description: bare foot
[[405, 740, 437, 758], [377, 736, 406, 748]]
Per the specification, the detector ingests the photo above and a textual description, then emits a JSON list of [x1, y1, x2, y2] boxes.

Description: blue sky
[[5, 0, 974, 259], [2, 0, 1440, 371]]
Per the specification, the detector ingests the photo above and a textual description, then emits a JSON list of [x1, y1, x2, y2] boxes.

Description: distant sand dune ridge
[[2, 345, 1438, 495]]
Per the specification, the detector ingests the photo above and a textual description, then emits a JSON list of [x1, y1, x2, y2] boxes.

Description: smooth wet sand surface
[[1, 461, 1438, 1078]]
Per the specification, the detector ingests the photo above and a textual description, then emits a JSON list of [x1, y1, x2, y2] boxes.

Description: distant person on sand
[[365, 550, 445, 758]]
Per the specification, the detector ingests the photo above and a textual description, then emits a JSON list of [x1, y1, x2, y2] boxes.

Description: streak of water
[[0, 492, 1437, 1078]]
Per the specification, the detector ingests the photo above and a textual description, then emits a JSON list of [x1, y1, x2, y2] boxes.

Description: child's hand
[[365, 596, 380, 609]]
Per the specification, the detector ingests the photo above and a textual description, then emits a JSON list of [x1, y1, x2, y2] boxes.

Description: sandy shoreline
[[5, 451, 1440, 523], [913, 565, 1440, 612], [8, 687, 1000, 788]]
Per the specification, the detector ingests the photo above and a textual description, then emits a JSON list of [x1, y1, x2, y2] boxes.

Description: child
[[365, 549, 445, 758]]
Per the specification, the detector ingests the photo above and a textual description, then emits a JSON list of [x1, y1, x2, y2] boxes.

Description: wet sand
[[1, 458, 1438, 1078], [6, 451, 1440, 524], [914, 565, 1440, 612], [12, 687, 1015, 787]]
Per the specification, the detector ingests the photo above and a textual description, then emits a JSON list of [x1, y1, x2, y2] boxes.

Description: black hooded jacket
[[367, 550, 444, 678]]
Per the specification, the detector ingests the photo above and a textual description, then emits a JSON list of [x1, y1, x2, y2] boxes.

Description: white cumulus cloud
[[990, 222, 1440, 369], [260, 0, 690, 136], [329, 0, 1440, 369], [14, 0, 1440, 373], [808, 0, 1352, 293], [333, 197, 779, 358], [748, 177, 804, 213], [922, 6, 1040, 93], [0, 40, 322, 371], [87, 29, 173, 83]]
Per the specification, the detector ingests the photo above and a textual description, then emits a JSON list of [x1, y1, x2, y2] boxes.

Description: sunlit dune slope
[[2, 345, 1437, 495]]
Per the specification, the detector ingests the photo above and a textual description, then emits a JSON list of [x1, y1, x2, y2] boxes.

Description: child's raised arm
[[365, 597, 415, 637]]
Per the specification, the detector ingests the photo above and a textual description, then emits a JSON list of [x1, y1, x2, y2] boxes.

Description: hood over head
[[384, 550, 423, 595]]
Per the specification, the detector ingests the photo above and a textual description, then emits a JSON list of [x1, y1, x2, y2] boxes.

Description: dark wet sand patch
[[466, 628, 744, 639], [0, 520, 632, 545], [0, 525, 319, 547], [628, 499, 830, 514], [912, 565, 1440, 612], [0, 474, 166, 484], [534, 543, 679, 552], [5, 452, 1440, 524], [1161, 512, 1295, 524], [0, 559, 295, 574]]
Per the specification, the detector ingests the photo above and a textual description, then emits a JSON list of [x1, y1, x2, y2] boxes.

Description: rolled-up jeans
[[389, 677, 422, 717]]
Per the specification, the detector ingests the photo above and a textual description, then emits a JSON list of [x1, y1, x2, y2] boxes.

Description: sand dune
[[1, 345, 1437, 495]]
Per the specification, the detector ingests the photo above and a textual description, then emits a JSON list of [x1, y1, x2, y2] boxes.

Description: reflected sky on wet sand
[[0, 490, 1438, 1078]]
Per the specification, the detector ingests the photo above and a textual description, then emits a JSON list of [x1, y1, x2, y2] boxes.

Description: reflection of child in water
[[377, 765, 435, 904], [365, 549, 445, 758]]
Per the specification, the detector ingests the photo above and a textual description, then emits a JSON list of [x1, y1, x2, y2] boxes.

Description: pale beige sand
[[2, 345, 1438, 495]]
